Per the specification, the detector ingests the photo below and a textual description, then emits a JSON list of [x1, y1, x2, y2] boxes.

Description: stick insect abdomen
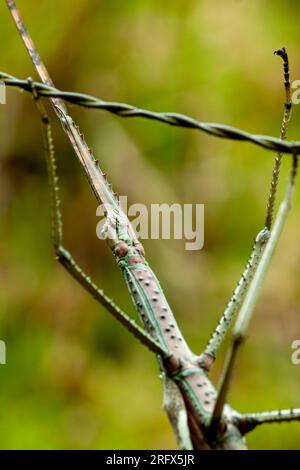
[[119, 250, 192, 359], [167, 364, 246, 449]]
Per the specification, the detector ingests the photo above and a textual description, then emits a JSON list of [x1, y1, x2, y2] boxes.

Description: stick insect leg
[[161, 366, 193, 450], [235, 408, 300, 435], [201, 48, 292, 370], [207, 48, 294, 431], [209, 154, 298, 433], [202, 227, 270, 364], [265, 47, 292, 230], [28, 79, 169, 359]]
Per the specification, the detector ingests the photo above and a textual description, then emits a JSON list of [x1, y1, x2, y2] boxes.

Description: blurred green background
[[0, 0, 300, 450]]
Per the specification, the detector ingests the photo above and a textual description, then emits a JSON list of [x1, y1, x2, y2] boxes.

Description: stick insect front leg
[[202, 48, 292, 370], [210, 153, 298, 435], [203, 227, 270, 364], [203, 48, 295, 435], [28, 81, 169, 359]]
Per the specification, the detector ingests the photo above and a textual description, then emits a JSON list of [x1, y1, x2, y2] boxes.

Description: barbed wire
[[1, 71, 299, 155]]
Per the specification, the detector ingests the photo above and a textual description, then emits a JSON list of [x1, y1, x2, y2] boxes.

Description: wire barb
[[1, 71, 300, 156]]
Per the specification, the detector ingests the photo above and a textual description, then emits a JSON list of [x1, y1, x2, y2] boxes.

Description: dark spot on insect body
[[145, 281, 150, 286], [165, 328, 171, 333], [170, 335, 176, 340], [7, 0, 15, 10], [19, 24, 27, 36], [134, 242, 145, 257], [152, 297, 158, 302]]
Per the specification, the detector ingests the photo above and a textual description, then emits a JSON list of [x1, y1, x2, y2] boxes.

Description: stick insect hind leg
[[27, 78, 169, 359]]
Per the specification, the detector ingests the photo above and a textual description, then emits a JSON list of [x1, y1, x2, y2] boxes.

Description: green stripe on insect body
[[171, 367, 217, 427], [117, 248, 193, 360]]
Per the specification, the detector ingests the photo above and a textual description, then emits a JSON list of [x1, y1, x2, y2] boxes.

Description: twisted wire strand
[[1, 71, 300, 155]]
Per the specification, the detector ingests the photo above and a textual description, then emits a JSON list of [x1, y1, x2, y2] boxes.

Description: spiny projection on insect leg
[[57, 108, 120, 210], [265, 47, 292, 230], [209, 154, 299, 435], [203, 47, 292, 366], [203, 227, 270, 362], [8, 1, 169, 359], [31, 91, 170, 359], [26, 77, 63, 248], [237, 408, 300, 434], [8, 0, 129, 247], [207, 48, 296, 435]]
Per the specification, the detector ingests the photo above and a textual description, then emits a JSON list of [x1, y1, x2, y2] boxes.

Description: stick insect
[[4, 0, 300, 449]]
